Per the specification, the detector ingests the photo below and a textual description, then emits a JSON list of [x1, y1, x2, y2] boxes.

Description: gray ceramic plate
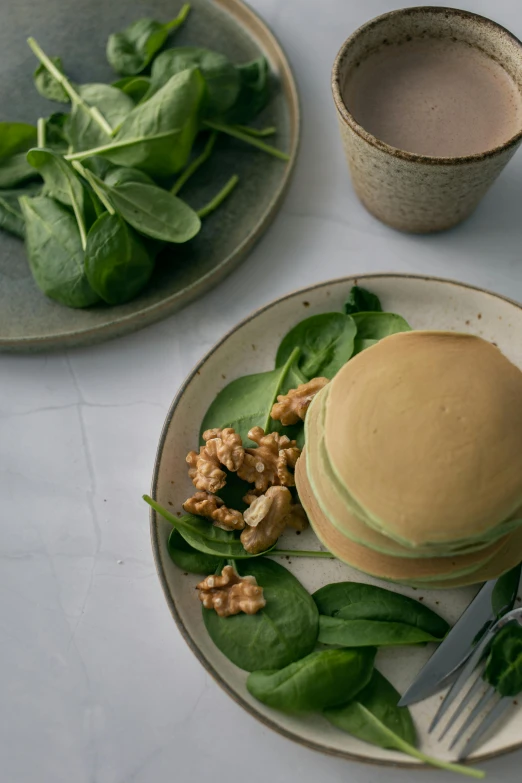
[[150, 274, 522, 770], [0, 0, 299, 352]]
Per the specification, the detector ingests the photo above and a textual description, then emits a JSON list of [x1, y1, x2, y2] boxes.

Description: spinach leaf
[[199, 347, 301, 443], [344, 285, 382, 315], [318, 616, 442, 647], [45, 113, 70, 153], [27, 148, 90, 247], [0, 184, 40, 238], [168, 528, 224, 575], [205, 558, 320, 672], [491, 565, 521, 618], [0, 123, 39, 188], [247, 647, 376, 711], [0, 193, 25, 238], [353, 312, 412, 353], [484, 624, 522, 697], [148, 47, 239, 117], [0, 122, 37, 160], [0, 154, 41, 188], [68, 84, 134, 152], [67, 69, 205, 176], [85, 212, 155, 304], [94, 178, 201, 242], [34, 56, 69, 102], [81, 157, 115, 180], [313, 582, 449, 639], [276, 313, 356, 380], [79, 84, 135, 131], [223, 57, 271, 124], [112, 76, 152, 103], [325, 671, 482, 778], [104, 167, 155, 188], [20, 195, 99, 308], [106, 4, 191, 76], [144, 497, 272, 559]]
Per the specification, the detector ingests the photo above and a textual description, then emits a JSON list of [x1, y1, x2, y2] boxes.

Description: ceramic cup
[[332, 7, 522, 233]]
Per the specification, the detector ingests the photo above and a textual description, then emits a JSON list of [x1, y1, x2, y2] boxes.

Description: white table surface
[[2, 1, 522, 781]]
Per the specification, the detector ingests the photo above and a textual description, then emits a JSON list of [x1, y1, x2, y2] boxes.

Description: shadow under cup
[[332, 7, 522, 233]]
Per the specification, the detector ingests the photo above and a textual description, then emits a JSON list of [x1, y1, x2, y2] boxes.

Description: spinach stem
[[166, 3, 191, 30], [71, 193, 87, 250], [72, 162, 115, 215], [234, 125, 276, 138], [64, 129, 174, 161], [37, 117, 46, 148], [171, 131, 217, 195], [395, 739, 484, 779], [27, 37, 113, 137], [197, 175, 239, 218], [203, 120, 290, 161], [272, 549, 336, 559]]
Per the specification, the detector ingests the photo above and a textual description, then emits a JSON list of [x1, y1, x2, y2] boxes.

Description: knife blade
[[398, 564, 521, 707]]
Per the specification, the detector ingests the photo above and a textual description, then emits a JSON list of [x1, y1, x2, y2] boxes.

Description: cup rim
[[331, 5, 522, 165]]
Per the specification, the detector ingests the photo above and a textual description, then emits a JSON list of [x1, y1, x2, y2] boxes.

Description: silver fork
[[428, 606, 522, 760]]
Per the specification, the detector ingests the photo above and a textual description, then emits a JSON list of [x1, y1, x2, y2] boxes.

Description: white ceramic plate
[[150, 274, 522, 770]]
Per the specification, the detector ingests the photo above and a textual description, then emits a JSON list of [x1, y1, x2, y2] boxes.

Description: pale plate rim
[[150, 273, 522, 770]]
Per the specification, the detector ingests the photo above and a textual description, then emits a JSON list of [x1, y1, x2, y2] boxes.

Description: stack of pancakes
[[295, 331, 522, 589]]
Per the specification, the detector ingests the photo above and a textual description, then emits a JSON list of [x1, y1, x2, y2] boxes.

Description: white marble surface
[[2, 1, 522, 781]]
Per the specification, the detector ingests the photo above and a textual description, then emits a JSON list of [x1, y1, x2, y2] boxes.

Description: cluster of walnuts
[[186, 377, 328, 616], [185, 377, 328, 554]]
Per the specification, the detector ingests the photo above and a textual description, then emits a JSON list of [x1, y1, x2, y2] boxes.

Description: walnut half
[[241, 486, 308, 554], [186, 427, 244, 494], [197, 565, 266, 617], [183, 491, 244, 531], [237, 427, 301, 494], [271, 377, 329, 425]]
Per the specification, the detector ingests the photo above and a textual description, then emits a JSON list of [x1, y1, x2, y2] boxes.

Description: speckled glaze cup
[[332, 7, 522, 233]]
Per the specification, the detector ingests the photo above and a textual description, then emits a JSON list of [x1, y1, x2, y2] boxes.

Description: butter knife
[[398, 564, 521, 707]]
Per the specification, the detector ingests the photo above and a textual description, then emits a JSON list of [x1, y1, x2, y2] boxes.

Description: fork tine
[[449, 686, 496, 750], [457, 697, 512, 760], [428, 639, 490, 733], [438, 665, 485, 741]]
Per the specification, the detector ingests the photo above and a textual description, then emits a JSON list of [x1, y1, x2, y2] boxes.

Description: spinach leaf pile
[[0, 5, 289, 308]]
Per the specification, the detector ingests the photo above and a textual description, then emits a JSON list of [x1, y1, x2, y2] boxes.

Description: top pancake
[[325, 331, 522, 547]]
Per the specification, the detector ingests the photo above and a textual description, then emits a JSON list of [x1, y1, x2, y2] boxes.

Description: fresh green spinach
[[112, 76, 152, 103], [352, 312, 411, 353], [318, 616, 442, 647], [313, 582, 449, 639], [223, 57, 270, 124], [144, 497, 272, 559], [27, 148, 90, 247], [247, 647, 376, 711], [168, 528, 224, 575], [204, 558, 319, 671], [85, 212, 155, 304], [276, 313, 356, 380], [148, 47, 239, 117], [0, 184, 40, 238], [44, 113, 70, 153], [344, 285, 382, 315], [20, 195, 99, 308], [199, 347, 302, 443], [93, 177, 201, 242], [325, 671, 482, 778], [106, 4, 191, 76], [484, 623, 522, 697], [67, 68, 206, 176], [0, 122, 37, 160], [34, 56, 69, 103], [103, 167, 155, 188]]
